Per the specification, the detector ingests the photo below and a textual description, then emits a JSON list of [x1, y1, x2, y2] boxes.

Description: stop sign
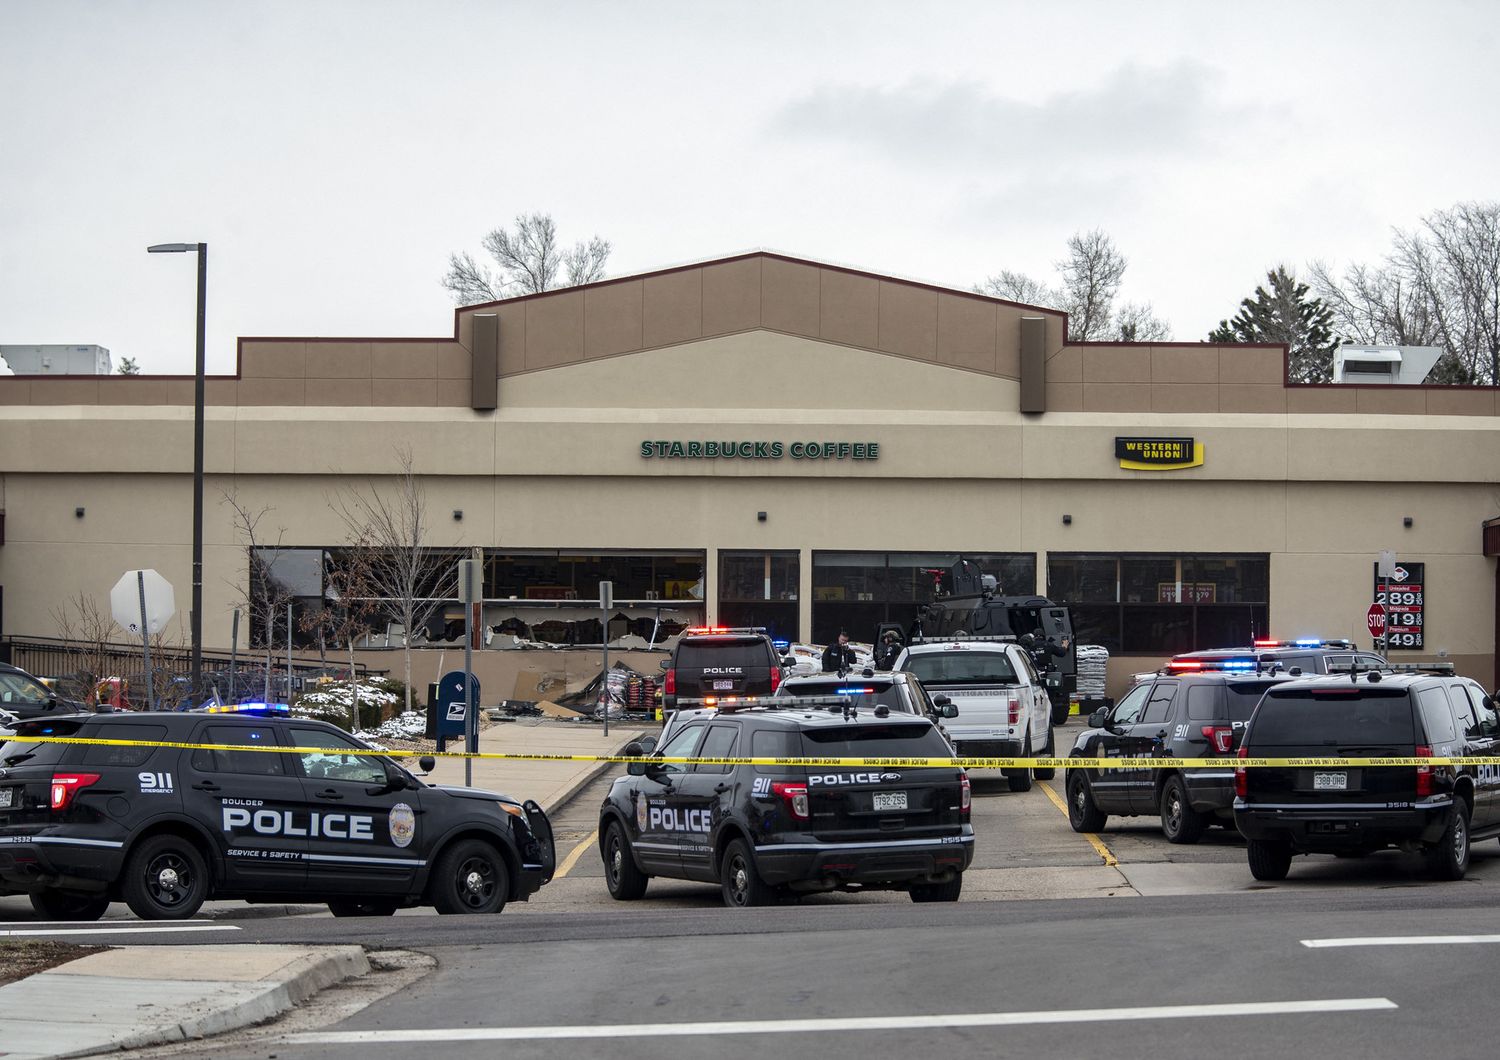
[[1366, 602, 1388, 639], [110, 569, 176, 636]]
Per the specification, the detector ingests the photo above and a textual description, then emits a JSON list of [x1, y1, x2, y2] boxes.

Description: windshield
[[0, 671, 53, 707], [904, 652, 1018, 686], [781, 681, 911, 712], [676, 642, 768, 668], [0, 718, 85, 768], [801, 723, 952, 758]]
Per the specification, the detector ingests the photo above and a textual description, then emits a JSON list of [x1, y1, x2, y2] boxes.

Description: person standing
[[875, 630, 903, 670], [821, 630, 858, 673]]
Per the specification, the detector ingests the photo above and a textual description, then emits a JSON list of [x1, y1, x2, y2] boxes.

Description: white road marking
[[1303, 934, 1500, 949], [284, 997, 1397, 1044], [0, 924, 239, 938]]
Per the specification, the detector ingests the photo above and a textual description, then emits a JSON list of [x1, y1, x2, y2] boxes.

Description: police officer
[[1022, 628, 1068, 672], [821, 631, 859, 673], [875, 630, 903, 671]]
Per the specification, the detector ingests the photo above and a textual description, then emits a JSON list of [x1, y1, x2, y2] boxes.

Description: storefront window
[[1046, 553, 1269, 655], [811, 552, 1036, 645], [718, 551, 800, 642]]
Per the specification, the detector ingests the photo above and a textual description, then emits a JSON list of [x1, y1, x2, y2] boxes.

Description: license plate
[[873, 791, 908, 811], [1314, 772, 1347, 791], [0, 788, 11, 809], [713, 680, 733, 691]]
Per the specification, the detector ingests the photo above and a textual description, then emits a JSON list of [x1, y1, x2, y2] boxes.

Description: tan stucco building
[[2, 251, 1498, 699]]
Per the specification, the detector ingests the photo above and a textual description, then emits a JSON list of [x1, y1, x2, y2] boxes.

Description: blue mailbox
[[431, 670, 479, 751]]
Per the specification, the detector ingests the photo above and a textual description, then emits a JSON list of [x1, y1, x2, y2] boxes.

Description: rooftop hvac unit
[[1332, 345, 1443, 385]]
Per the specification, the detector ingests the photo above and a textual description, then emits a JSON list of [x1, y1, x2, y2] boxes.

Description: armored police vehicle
[[0, 712, 554, 920]]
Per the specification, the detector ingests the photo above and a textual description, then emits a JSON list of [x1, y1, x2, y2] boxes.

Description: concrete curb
[[0, 945, 369, 1060], [541, 728, 654, 816]]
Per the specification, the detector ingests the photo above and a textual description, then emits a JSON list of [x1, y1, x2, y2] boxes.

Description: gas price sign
[[1373, 561, 1424, 650]]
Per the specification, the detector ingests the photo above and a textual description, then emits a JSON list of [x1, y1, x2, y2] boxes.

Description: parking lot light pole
[[147, 242, 207, 701]]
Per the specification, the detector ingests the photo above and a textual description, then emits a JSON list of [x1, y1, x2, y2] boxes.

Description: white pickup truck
[[894, 636, 1054, 792]]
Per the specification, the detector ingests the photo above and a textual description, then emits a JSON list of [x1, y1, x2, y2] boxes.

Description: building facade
[[2, 251, 1498, 698]]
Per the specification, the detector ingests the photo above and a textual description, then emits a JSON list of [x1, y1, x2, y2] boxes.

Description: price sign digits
[[1373, 561, 1425, 651]]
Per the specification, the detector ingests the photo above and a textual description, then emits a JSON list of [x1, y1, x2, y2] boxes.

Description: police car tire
[[1246, 839, 1292, 881], [1159, 775, 1207, 845], [29, 889, 109, 922], [1007, 739, 1033, 793], [121, 835, 209, 920], [603, 822, 649, 901], [1429, 803, 1470, 881], [1034, 726, 1056, 781], [720, 838, 774, 908], [1066, 771, 1107, 832], [431, 838, 510, 914], [327, 899, 399, 917], [909, 873, 963, 903]]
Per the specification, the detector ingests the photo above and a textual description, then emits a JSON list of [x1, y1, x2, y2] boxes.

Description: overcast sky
[[3, 0, 1497, 375]]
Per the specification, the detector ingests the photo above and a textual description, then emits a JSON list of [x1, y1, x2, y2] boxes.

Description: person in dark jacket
[[875, 630, 903, 670], [821, 631, 858, 673]]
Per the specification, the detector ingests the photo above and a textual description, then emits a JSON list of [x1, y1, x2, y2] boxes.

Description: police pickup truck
[[0, 712, 554, 920], [599, 694, 972, 906], [894, 636, 1054, 792]]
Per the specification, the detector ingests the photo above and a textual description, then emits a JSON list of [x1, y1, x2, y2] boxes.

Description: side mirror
[[658, 659, 670, 671], [627, 760, 648, 776], [416, 755, 436, 775], [637, 735, 657, 753], [1088, 709, 1107, 727], [1484, 695, 1496, 710], [937, 702, 959, 719], [622, 741, 645, 757]]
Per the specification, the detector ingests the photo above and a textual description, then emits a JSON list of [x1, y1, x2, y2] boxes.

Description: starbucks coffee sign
[[639, 440, 880, 461]]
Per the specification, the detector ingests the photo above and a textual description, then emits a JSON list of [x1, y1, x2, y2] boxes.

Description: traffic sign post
[[1366, 602, 1388, 646], [599, 581, 613, 737], [111, 570, 176, 712]]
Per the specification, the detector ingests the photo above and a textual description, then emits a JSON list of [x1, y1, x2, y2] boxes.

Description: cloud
[[768, 62, 1261, 171]]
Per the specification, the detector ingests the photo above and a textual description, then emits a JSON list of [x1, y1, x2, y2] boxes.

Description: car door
[[1126, 680, 1178, 813], [1011, 648, 1049, 750], [1456, 683, 1500, 827], [182, 721, 307, 891], [669, 722, 741, 882], [287, 726, 422, 894], [1087, 682, 1151, 813], [631, 723, 706, 875]]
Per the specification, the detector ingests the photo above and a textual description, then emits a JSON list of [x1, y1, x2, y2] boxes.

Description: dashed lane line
[[1038, 779, 1119, 867], [282, 997, 1398, 1044], [1304, 935, 1500, 949]]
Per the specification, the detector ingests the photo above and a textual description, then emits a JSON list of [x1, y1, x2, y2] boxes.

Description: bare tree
[[221, 491, 294, 705], [1310, 201, 1500, 384], [49, 592, 121, 703], [330, 445, 458, 713], [976, 229, 1168, 341], [299, 548, 381, 730], [442, 212, 612, 303]]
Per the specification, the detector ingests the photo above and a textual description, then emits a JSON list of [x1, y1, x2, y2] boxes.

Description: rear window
[[1250, 688, 1415, 745], [1195, 680, 1283, 722], [752, 728, 800, 775], [800, 723, 952, 759], [0, 718, 85, 768], [81, 724, 169, 768], [782, 680, 909, 712], [903, 652, 1018, 686], [676, 641, 769, 668]]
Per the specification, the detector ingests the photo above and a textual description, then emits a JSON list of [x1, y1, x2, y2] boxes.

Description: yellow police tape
[[0, 733, 1489, 770]]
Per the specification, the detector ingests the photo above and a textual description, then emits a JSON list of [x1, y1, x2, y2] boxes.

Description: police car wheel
[[1246, 839, 1292, 881], [328, 899, 399, 917], [431, 839, 509, 914], [121, 835, 209, 920], [1007, 739, 1033, 793], [1429, 803, 1470, 881], [909, 873, 963, 903], [1034, 726, 1057, 781], [1159, 776, 1207, 845], [1066, 771, 1107, 832], [603, 823, 648, 901], [29, 889, 109, 922], [720, 838, 773, 908]]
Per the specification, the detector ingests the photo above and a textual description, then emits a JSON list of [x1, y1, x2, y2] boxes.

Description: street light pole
[[147, 242, 207, 702]]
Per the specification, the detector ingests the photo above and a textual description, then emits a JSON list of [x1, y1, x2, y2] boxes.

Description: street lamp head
[[147, 243, 198, 253]]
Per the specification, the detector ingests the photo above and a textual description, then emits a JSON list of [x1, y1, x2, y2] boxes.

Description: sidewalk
[[0, 945, 367, 1060]]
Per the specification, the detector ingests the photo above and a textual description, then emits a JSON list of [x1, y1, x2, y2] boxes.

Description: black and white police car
[[0, 712, 554, 920], [599, 695, 972, 907]]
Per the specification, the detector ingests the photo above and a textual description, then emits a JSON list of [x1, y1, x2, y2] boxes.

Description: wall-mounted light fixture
[[1403, 516, 1413, 528], [453, 509, 464, 521], [75, 506, 85, 519], [757, 511, 767, 522], [1062, 514, 1072, 525]]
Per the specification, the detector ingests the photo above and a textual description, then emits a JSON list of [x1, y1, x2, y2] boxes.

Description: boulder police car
[[0, 712, 554, 920], [599, 694, 972, 907]]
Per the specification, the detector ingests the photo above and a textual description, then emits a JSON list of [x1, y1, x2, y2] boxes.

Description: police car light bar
[[1253, 638, 1354, 649], [684, 626, 767, 636], [677, 694, 854, 712], [909, 634, 1017, 644]]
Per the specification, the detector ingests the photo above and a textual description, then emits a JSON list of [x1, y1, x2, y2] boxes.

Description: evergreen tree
[[1209, 266, 1339, 382]]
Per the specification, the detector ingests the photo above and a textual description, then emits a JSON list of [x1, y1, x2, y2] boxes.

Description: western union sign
[[1115, 436, 1204, 470]]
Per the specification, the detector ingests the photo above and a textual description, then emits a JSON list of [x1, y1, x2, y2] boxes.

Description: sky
[[3, 0, 1498, 375]]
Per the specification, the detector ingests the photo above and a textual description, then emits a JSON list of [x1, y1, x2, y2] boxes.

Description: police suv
[[599, 695, 972, 907], [0, 712, 554, 920], [894, 636, 1054, 792]]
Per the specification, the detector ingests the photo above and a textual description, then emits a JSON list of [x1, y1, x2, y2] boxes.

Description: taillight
[[1415, 745, 1433, 797], [1202, 725, 1234, 754], [1234, 746, 1249, 799], [770, 666, 781, 693], [960, 773, 971, 816], [663, 668, 676, 696], [772, 782, 809, 820], [50, 773, 101, 812], [1006, 693, 1021, 725]]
